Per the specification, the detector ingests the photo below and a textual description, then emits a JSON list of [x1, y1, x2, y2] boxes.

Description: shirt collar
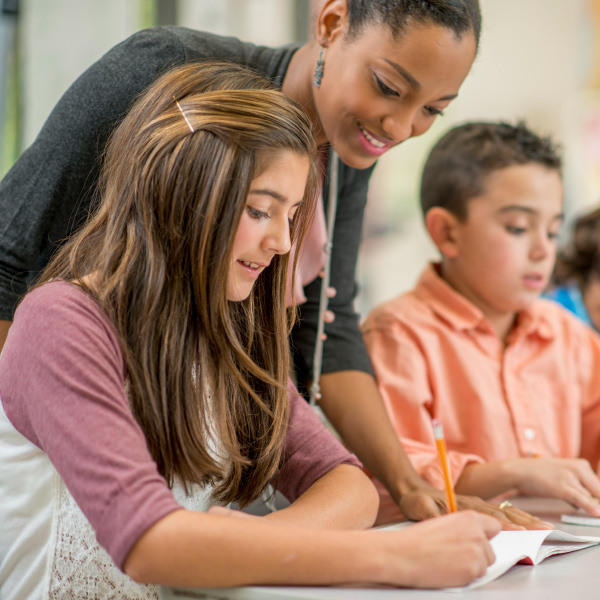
[[415, 263, 554, 341]]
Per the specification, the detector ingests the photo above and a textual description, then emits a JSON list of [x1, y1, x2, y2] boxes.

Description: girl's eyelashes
[[247, 206, 269, 220], [248, 205, 296, 229], [374, 73, 399, 97]]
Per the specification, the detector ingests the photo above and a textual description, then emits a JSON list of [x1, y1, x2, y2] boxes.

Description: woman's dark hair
[[420, 121, 562, 221], [346, 0, 482, 49], [553, 206, 600, 291], [34, 61, 319, 507]]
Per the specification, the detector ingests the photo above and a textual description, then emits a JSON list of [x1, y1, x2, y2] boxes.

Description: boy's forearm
[[455, 461, 515, 499]]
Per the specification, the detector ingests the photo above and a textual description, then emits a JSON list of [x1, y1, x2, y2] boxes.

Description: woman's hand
[[317, 282, 336, 340], [395, 483, 553, 530]]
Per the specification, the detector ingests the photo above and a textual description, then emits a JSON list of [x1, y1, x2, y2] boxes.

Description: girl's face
[[227, 150, 310, 302], [313, 21, 477, 169]]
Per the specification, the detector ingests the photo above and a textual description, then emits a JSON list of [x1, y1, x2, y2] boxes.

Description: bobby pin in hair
[[174, 96, 195, 133]]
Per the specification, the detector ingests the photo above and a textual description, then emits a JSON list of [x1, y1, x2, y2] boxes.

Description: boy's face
[[443, 163, 563, 328]]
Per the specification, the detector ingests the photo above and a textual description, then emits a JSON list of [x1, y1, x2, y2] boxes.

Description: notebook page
[[535, 530, 600, 561], [447, 530, 600, 592]]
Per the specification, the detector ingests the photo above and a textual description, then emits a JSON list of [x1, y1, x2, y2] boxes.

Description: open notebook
[[448, 528, 600, 591], [160, 527, 600, 600]]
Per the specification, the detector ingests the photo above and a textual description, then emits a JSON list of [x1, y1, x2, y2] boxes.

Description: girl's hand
[[371, 511, 500, 588]]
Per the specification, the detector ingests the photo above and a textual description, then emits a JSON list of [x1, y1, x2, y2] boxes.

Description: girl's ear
[[425, 207, 461, 259], [315, 0, 349, 45]]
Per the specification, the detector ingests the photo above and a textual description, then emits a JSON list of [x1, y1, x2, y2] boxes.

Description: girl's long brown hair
[[35, 62, 319, 506]]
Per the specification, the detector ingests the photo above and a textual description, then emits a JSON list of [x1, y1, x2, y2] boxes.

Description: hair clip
[[174, 96, 195, 133]]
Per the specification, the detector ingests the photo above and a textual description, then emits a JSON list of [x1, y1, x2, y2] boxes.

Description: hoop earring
[[313, 46, 326, 88]]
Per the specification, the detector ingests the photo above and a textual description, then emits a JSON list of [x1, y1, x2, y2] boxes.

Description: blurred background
[[1, 0, 599, 317]]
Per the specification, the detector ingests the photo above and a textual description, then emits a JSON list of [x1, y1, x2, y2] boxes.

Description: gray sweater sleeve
[[0, 28, 193, 319], [0, 26, 268, 320]]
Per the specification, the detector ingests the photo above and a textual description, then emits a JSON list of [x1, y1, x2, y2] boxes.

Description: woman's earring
[[313, 46, 326, 88]]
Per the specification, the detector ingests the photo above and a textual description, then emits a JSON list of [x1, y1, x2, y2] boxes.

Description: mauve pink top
[[0, 280, 360, 569]]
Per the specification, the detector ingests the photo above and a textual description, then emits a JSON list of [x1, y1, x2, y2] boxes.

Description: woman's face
[[313, 21, 477, 169], [227, 150, 310, 302]]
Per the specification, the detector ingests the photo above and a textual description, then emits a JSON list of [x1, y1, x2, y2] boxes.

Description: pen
[[432, 418, 458, 513]]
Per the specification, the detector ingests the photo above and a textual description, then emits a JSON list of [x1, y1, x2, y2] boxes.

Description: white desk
[[159, 498, 600, 600]]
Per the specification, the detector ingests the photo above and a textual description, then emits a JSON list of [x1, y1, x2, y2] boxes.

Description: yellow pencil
[[432, 418, 458, 513]]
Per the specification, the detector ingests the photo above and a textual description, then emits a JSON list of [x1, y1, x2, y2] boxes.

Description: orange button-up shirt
[[362, 263, 600, 494]]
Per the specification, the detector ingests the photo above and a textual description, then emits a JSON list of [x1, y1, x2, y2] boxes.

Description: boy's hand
[[505, 457, 600, 517]]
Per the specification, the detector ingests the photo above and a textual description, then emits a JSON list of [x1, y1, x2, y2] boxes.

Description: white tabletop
[[159, 497, 600, 600]]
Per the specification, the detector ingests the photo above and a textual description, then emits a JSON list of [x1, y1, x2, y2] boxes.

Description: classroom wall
[[178, 0, 296, 47], [20, 0, 149, 146], [17, 0, 299, 146]]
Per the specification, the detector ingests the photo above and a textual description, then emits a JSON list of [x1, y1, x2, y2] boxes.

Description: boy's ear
[[425, 207, 460, 259]]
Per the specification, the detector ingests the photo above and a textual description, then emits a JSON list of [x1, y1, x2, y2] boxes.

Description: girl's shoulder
[[10, 281, 123, 373], [18, 280, 108, 327]]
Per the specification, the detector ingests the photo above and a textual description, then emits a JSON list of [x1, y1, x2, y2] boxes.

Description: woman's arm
[[124, 508, 500, 589], [319, 370, 430, 511]]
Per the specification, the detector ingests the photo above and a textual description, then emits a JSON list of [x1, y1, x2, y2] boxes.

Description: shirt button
[[524, 428, 536, 441]]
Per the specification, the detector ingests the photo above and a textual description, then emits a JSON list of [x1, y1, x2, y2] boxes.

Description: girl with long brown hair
[[0, 62, 498, 598], [0, 0, 546, 529]]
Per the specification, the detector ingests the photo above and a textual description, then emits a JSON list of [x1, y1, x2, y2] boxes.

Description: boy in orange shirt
[[362, 122, 600, 522]]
